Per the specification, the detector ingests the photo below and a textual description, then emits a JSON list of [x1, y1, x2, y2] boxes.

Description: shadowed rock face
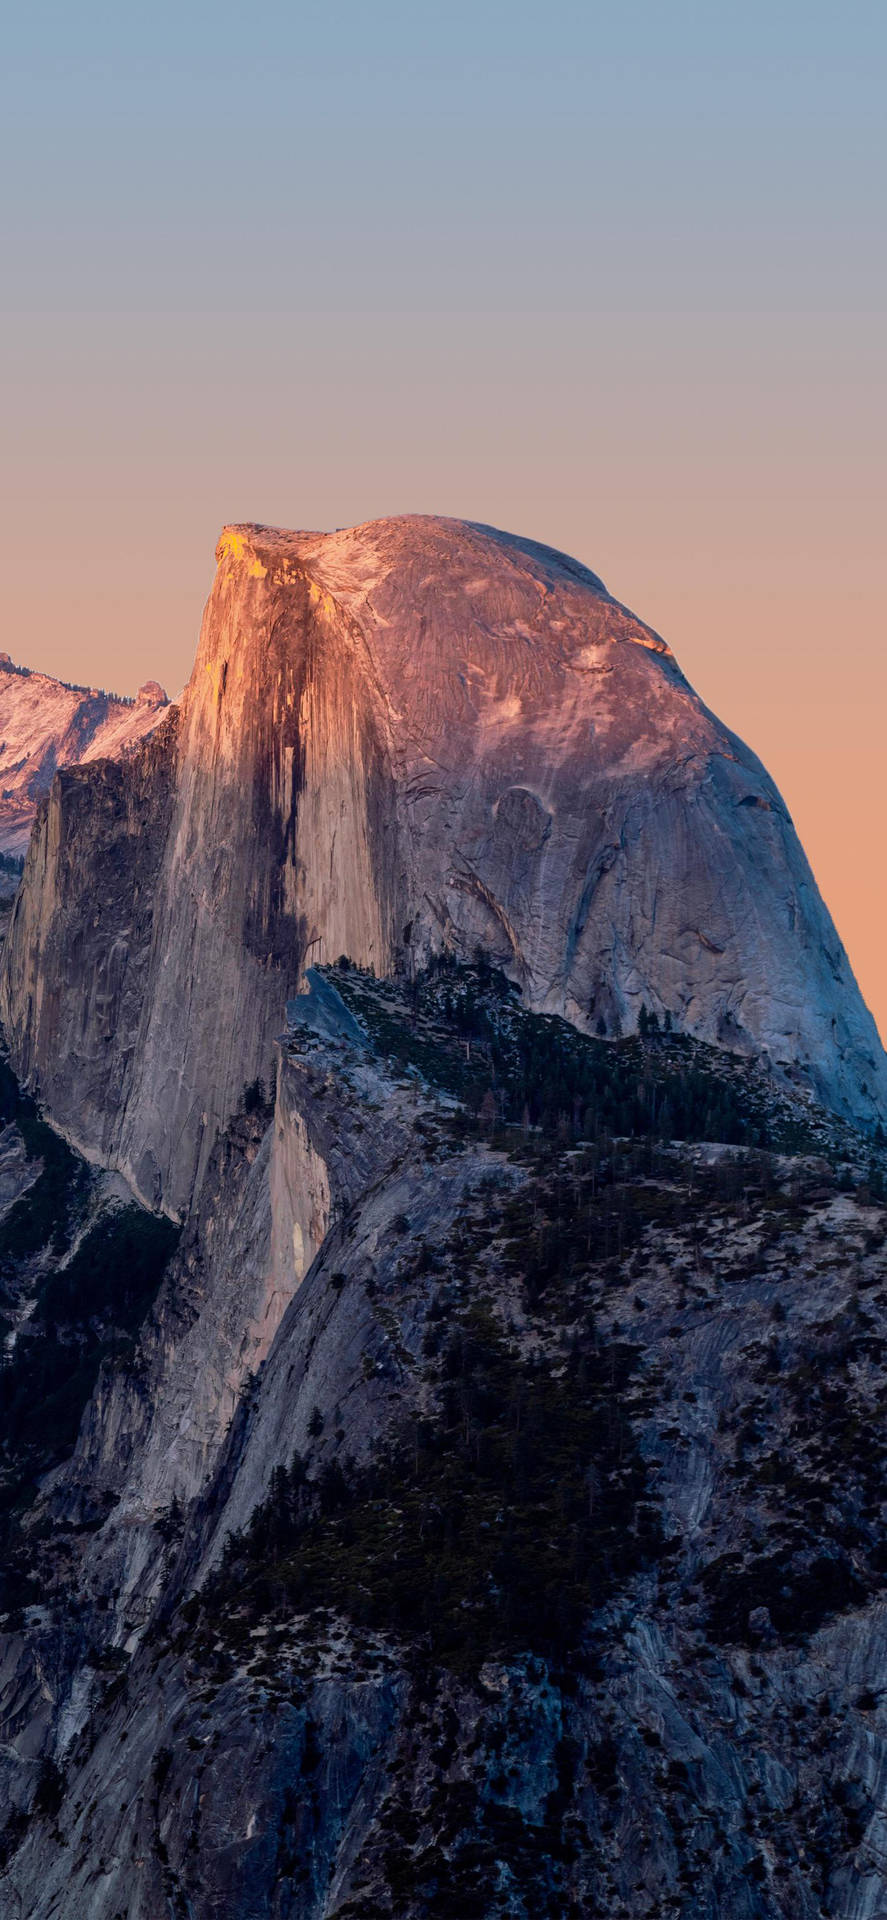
[[1, 515, 883, 1217], [0, 656, 169, 856], [2, 965, 887, 1920]]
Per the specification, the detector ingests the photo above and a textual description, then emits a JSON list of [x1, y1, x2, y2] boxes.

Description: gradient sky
[[2, 1, 885, 1034]]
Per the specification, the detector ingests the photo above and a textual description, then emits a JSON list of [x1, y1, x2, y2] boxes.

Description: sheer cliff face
[[1, 515, 884, 1215], [100, 538, 398, 1211], [0, 713, 180, 1173], [0, 657, 169, 855]]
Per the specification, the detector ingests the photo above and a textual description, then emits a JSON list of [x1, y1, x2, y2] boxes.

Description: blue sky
[[1, 0, 885, 1027]]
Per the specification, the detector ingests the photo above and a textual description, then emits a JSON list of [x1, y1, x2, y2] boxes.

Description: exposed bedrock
[[1, 516, 883, 1220], [0, 656, 169, 858], [29, 1011, 417, 1643]]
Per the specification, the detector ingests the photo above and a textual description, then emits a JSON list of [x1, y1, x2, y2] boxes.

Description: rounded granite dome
[[1, 511, 884, 1223]]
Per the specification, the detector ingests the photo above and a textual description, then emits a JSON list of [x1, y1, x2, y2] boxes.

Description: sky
[[1, 0, 885, 1035]]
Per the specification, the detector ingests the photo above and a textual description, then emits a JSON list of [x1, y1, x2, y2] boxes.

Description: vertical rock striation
[[1, 516, 883, 1225]]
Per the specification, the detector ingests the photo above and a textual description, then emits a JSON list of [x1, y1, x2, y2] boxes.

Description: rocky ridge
[[0, 517, 886, 1917], [0, 963, 886, 1917], [0, 518, 883, 1228], [0, 654, 169, 857]]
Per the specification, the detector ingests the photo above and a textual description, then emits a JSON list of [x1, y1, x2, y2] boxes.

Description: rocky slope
[[1, 516, 886, 1918], [1, 963, 886, 1918], [0, 654, 169, 857], [0, 518, 883, 1228]]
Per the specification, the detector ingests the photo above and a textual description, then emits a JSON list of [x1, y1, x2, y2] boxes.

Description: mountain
[[0, 517, 886, 1919], [0, 964, 886, 1920], [0, 517, 883, 1226], [0, 653, 169, 856]]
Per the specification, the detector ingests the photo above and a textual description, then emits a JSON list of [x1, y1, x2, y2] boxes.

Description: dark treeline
[[338, 953, 774, 1152], [0, 657, 136, 705], [201, 1303, 657, 1672], [0, 1058, 179, 1613]]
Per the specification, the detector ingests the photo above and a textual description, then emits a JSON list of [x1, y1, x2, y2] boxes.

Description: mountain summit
[[1, 514, 883, 1219], [2, 518, 887, 1919]]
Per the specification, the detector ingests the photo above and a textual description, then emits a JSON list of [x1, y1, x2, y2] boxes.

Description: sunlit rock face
[[0, 655, 169, 856], [1, 515, 884, 1217]]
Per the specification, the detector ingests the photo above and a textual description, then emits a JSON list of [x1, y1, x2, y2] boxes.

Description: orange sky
[[1, 5, 883, 1039], [1, 382, 882, 1043]]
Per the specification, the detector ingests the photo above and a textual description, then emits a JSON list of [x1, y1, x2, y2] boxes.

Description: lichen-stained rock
[[1, 517, 884, 1224]]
